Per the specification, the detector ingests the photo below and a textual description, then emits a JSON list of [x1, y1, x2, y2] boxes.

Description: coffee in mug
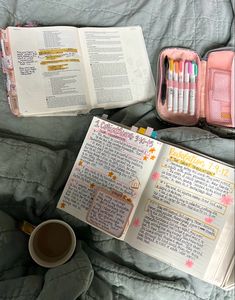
[[21, 219, 76, 268]]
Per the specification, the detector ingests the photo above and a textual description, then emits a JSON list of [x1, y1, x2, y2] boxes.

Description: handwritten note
[[87, 190, 133, 237], [160, 157, 232, 198], [137, 202, 210, 260], [57, 117, 162, 239], [126, 144, 234, 277], [152, 180, 226, 218]]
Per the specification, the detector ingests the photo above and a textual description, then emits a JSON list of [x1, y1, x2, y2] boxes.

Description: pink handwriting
[[100, 121, 134, 141]]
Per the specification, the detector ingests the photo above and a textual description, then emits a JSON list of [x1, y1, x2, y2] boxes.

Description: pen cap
[[193, 61, 198, 76], [179, 60, 184, 73], [169, 59, 174, 72], [164, 55, 169, 69], [184, 61, 188, 74], [174, 61, 179, 73], [188, 61, 193, 74]]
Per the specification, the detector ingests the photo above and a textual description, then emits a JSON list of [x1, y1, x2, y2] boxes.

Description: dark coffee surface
[[33, 223, 72, 262]]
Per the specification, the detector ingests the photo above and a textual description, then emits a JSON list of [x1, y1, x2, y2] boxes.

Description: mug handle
[[19, 221, 36, 235]]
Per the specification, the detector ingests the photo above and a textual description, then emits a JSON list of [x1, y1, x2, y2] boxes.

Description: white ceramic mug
[[21, 219, 76, 268]]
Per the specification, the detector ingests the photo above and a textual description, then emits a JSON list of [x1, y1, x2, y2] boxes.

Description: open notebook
[[0, 26, 155, 116], [57, 116, 234, 289]]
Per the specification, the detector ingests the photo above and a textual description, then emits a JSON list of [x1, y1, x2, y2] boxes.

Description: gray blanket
[[0, 0, 234, 299]]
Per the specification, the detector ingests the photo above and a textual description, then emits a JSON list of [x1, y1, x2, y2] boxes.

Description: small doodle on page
[[60, 202, 66, 209], [185, 259, 194, 268], [204, 216, 214, 224], [132, 218, 141, 228], [220, 195, 233, 206], [151, 172, 161, 181]]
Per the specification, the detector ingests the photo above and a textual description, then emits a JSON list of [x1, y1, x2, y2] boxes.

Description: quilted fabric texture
[[0, 0, 234, 299]]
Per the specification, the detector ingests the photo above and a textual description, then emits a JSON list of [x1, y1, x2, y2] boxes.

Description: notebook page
[[57, 117, 163, 239], [125, 143, 234, 281], [78, 26, 155, 108], [205, 214, 234, 286], [8, 26, 90, 115], [224, 262, 234, 290]]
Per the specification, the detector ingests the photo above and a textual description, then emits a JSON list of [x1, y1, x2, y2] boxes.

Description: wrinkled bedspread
[[0, 1, 234, 299]]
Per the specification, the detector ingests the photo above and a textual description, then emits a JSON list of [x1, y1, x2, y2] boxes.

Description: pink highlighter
[[178, 60, 184, 113], [173, 61, 179, 113]]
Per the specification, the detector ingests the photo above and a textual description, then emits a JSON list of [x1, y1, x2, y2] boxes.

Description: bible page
[[125, 143, 234, 282], [78, 26, 155, 108], [57, 117, 163, 239], [8, 26, 90, 115]]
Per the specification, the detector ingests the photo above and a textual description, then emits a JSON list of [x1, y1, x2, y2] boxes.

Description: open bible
[[0, 26, 155, 116], [57, 117, 234, 289]]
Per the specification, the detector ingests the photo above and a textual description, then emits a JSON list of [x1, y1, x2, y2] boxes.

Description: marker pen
[[167, 59, 174, 111], [173, 61, 179, 113], [189, 61, 197, 116], [178, 60, 184, 113], [183, 61, 189, 114], [161, 55, 169, 104]]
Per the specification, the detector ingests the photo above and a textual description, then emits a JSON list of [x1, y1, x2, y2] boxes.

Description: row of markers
[[161, 56, 198, 116]]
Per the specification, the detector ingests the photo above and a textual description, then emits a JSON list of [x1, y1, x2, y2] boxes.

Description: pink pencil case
[[156, 48, 235, 136]]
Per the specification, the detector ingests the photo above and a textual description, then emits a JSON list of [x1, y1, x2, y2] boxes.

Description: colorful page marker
[[131, 126, 138, 132], [145, 127, 153, 136], [138, 127, 146, 134], [151, 131, 158, 139]]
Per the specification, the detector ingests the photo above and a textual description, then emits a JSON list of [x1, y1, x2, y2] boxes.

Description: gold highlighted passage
[[45, 55, 63, 60], [170, 156, 215, 176], [47, 64, 68, 71], [41, 59, 80, 65], [38, 48, 78, 55]]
